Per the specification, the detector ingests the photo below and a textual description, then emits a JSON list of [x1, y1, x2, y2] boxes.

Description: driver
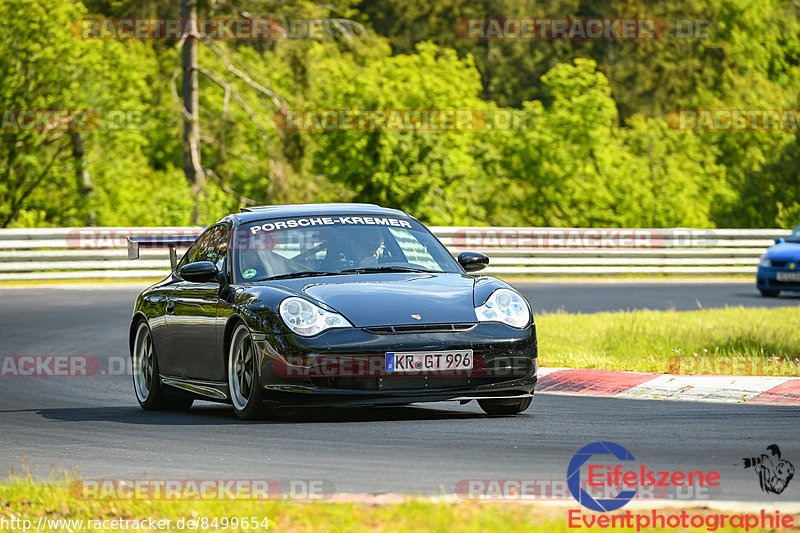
[[348, 226, 384, 267]]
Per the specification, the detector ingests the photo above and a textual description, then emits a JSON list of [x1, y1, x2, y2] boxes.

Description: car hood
[[767, 242, 800, 262], [274, 273, 479, 327]]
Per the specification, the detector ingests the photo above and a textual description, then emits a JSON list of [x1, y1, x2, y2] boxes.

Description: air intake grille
[[362, 323, 476, 334]]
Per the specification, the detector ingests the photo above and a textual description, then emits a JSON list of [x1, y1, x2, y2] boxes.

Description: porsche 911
[[128, 203, 538, 419]]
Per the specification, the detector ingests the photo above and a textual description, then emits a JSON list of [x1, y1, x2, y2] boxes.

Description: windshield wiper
[[340, 266, 439, 274], [255, 271, 345, 281]]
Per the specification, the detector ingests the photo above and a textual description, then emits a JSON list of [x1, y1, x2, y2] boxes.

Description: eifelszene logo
[[567, 441, 637, 512], [743, 444, 795, 495], [567, 441, 721, 512]]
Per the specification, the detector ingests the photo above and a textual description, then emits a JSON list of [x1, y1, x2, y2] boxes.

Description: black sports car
[[128, 203, 538, 419]]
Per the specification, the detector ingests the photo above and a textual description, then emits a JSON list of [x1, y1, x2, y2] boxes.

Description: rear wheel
[[478, 396, 532, 415], [759, 289, 780, 297], [228, 323, 271, 420], [132, 321, 193, 411]]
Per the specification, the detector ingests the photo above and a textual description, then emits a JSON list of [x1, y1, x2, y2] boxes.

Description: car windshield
[[787, 226, 800, 243], [234, 215, 460, 282]]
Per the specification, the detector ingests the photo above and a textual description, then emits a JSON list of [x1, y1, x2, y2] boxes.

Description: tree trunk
[[181, 0, 204, 223], [70, 132, 96, 225]]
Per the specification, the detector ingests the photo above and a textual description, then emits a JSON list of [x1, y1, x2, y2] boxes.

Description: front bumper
[[757, 266, 800, 292], [252, 322, 538, 406]]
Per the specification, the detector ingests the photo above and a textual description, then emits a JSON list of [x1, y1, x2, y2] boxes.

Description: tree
[[181, 0, 204, 223]]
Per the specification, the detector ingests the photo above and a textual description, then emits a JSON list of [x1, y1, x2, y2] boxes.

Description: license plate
[[386, 350, 473, 373], [776, 271, 800, 281]]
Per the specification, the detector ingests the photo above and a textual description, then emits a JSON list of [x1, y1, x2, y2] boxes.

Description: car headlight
[[279, 297, 351, 336], [759, 254, 772, 268], [475, 288, 531, 328]]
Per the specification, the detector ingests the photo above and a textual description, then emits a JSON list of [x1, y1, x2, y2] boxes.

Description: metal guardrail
[[0, 226, 788, 281]]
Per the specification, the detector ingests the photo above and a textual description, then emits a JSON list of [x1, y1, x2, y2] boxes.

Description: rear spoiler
[[127, 234, 201, 270]]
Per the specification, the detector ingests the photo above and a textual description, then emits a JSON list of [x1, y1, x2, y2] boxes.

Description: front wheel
[[759, 289, 780, 297], [132, 321, 193, 411], [478, 396, 532, 415], [228, 324, 271, 420]]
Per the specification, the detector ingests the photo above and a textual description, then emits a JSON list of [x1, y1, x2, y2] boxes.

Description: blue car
[[756, 225, 800, 297]]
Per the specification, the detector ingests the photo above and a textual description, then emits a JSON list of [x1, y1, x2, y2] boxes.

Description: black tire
[[478, 396, 532, 415], [228, 323, 272, 420], [131, 321, 193, 411], [759, 289, 780, 297]]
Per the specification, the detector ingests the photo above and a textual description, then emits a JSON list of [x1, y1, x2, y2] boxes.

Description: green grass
[[1, 478, 796, 532], [537, 306, 800, 376], [0, 477, 558, 532]]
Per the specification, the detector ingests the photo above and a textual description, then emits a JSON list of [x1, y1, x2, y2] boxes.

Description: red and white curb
[[536, 368, 800, 405]]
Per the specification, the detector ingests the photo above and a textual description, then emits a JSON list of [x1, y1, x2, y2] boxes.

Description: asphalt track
[[0, 281, 798, 503]]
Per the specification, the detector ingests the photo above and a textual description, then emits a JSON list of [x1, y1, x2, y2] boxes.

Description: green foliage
[[487, 59, 732, 228], [358, 0, 800, 228], [295, 41, 494, 223], [0, 0, 88, 227], [0, 0, 798, 229], [0, 0, 197, 227]]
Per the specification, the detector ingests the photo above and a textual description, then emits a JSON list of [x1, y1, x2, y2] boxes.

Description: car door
[[163, 223, 230, 380]]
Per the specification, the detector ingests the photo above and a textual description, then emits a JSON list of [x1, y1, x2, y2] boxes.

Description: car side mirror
[[458, 251, 489, 272], [179, 261, 219, 282], [775, 237, 785, 244]]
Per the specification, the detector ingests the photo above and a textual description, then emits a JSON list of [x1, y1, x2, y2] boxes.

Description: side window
[[205, 225, 230, 271], [177, 225, 229, 271], [178, 229, 210, 270]]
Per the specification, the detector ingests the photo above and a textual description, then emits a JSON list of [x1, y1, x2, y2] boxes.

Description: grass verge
[[1, 478, 797, 532], [537, 306, 800, 376]]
